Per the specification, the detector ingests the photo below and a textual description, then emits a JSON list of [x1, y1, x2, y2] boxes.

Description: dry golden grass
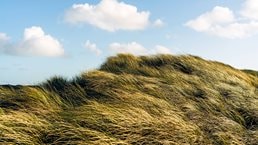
[[0, 54, 257, 144]]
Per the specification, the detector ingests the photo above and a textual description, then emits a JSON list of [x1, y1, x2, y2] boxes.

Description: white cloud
[[109, 42, 147, 55], [153, 19, 165, 27], [208, 22, 258, 39], [16, 27, 64, 57], [65, 0, 150, 32], [84, 40, 102, 55], [185, 6, 235, 32], [1, 26, 64, 57], [241, 0, 258, 20], [109, 42, 172, 55], [152, 45, 172, 54], [186, 2, 258, 39]]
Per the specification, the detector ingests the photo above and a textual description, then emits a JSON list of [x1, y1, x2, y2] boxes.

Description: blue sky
[[0, 0, 258, 84]]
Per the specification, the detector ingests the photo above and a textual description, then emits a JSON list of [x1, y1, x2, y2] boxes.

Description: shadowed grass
[[242, 69, 258, 77]]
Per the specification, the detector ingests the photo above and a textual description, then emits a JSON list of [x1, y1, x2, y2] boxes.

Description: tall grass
[[0, 54, 257, 144]]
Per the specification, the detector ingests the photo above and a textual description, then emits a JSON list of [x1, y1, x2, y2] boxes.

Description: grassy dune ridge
[[0, 54, 257, 144]]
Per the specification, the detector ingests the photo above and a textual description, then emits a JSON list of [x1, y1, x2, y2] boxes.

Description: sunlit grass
[[0, 54, 257, 144]]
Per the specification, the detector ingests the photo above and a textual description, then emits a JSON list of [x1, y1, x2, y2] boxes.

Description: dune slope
[[0, 54, 257, 145]]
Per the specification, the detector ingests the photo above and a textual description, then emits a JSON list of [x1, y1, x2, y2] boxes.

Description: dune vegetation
[[0, 54, 257, 145]]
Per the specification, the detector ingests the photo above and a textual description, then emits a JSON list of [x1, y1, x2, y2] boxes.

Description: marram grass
[[0, 54, 257, 144]]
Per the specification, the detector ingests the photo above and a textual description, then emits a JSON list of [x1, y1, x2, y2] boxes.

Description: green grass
[[0, 54, 257, 144]]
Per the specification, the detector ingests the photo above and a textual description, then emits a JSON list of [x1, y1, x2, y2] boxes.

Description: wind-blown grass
[[0, 54, 257, 144]]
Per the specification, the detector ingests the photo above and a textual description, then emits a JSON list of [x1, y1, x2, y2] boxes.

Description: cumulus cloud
[[153, 19, 165, 27], [241, 0, 258, 20], [84, 40, 102, 55], [15, 27, 64, 57], [65, 0, 150, 32], [0, 26, 64, 57], [186, 6, 235, 32], [109, 42, 172, 55], [185, 1, 258, 39]]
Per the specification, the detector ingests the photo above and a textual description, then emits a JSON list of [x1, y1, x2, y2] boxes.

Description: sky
[[0, 0, 258, 85]]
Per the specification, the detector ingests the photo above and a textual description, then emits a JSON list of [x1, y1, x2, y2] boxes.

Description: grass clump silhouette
[[0, 54, 257, 144]]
